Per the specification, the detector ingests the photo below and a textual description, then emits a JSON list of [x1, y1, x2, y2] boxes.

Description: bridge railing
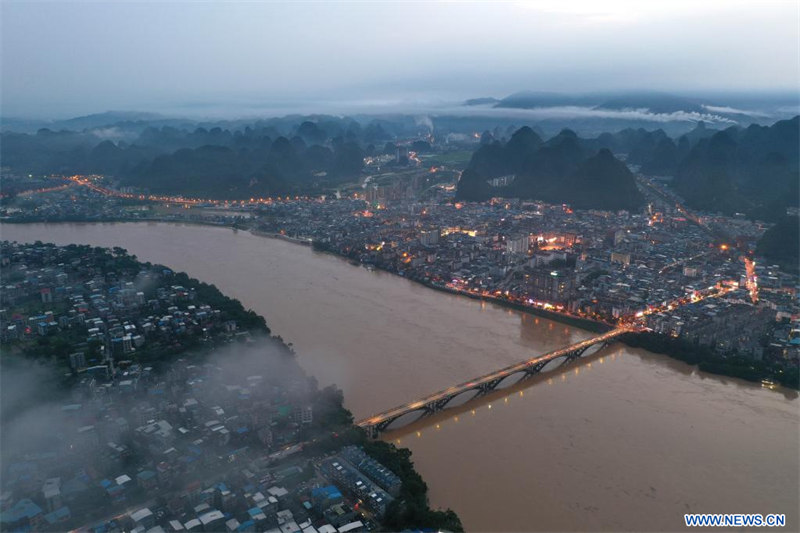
[[357, 327, 630, 428]]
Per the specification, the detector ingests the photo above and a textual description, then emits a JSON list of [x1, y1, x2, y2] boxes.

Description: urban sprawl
[[1, 157, 799, 532]]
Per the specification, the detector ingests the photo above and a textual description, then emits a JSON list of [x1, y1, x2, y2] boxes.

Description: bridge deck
[[357, 327, 630, 428]]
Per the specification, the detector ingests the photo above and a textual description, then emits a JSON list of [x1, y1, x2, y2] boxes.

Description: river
[[2, 222, 797, 532]]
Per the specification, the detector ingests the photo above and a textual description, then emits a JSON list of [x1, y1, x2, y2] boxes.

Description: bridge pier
[[356, 329, 628, 437]]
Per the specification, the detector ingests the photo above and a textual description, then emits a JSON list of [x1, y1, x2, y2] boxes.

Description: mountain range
[[456, 127, 644, 210], [457, 116, 799, 219]]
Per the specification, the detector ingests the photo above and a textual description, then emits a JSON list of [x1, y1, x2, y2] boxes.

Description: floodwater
[[2, 222, 797, 532]]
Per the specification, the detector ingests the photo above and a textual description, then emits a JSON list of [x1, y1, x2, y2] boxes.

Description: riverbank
[[623, 332, 799, 390], [425, 280, 611, 333], [2, 221, 797, 532], [308, 239, 612, 334], [2, 217, 610, 333], [163, 240, 463, 530], [5, 220, 794, 393], [0, 236, 463, 532], [1, 215, 238, 227], [306, 239, 800, 390], [250, 229, 313, 246]]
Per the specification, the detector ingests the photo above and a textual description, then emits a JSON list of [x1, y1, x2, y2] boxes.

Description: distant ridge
[[456, 126, 644, 210], [457, 116, 799, 220], [594, 93, 705, 114], [464, 97, 500, 106]]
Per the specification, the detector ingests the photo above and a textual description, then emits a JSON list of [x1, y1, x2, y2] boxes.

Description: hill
[[0, 120, 370, 199], [456, 126, 644, 210], [756, 216, 799, 272], [671, 116, 799, 221]]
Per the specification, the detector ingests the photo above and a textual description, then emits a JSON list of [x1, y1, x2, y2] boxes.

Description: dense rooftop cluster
[[253, 189, 798, 367], [0, 243, 461, 533]]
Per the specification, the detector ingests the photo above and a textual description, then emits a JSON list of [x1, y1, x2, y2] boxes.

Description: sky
[[1, 1, 798, 118]]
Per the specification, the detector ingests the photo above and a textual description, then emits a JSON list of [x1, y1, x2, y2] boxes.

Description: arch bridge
[[357, 327, 631, 437]]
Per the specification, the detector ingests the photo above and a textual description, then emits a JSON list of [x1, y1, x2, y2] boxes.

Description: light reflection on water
[[386, 348, 616, 443], [1, 222, 797, 532]]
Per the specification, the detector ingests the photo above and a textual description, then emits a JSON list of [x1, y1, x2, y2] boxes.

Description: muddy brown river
[[2, 222, 797, 532]]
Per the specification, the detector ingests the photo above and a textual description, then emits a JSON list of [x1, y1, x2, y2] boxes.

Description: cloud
[[0, 335, 313, 476], [702, 105, 770, 118], [164, 98, 743, 126], [91, 127, 136, 141], [414, 115, 434, 132], [424, 104, 740, 125]]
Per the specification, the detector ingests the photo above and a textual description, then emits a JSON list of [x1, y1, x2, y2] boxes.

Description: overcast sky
[[1, 1, 798, 118]]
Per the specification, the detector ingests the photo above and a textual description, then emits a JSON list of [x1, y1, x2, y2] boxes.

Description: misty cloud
[[0, 334, 315, 478], [414, 115, 434, 132], [90, 127, 136, 142], [702, 105, 770, 118], [432, 105, 740, 125], [1, 2, 797, 118]]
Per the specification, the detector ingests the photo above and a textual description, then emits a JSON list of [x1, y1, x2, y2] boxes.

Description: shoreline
[[421, 280, 612, 333], [0, 237, 465, 532], [305, 241, 612, 334], [3, 219, 796, 391], [250, 229, 313, 246]]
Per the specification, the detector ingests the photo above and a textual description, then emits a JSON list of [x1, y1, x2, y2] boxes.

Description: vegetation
[[668, 117, 799, 221], [456, 115, 800, 220], [1, 241, 466, 531], [623, 332, 799, 389], [457, 127, 645, 210], [756, 216, 799, 272], [296, 384, 463, 531], [167, 271, 269, 332], [362, 440, 464, 532], [0, 119, 384, 199]]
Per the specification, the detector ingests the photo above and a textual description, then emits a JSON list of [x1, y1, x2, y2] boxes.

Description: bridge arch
[[357, 329, 628, 436]]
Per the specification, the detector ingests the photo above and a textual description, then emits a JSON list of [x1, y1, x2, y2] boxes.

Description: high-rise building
[[419, 229, 440, 246], [527, 268, 577, 304], [506, 234, 529, 255]]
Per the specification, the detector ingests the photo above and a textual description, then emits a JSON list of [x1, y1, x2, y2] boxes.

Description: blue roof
[[1, 499, 43, 524], [188, 446, 203, 456], [44, 506, 71, 524], [106, 485, 125, 496], [312, 486, 343, 500]]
